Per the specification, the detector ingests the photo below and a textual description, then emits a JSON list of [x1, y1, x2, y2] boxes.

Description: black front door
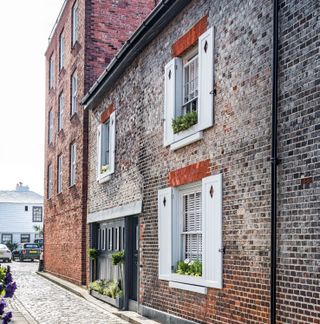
[[127, 216, 139, 302]]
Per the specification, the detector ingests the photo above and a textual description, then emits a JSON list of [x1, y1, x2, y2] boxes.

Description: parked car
[[0, 244, 12, 262], [34, 239, 44, 252], [12, 243, 40, 261]]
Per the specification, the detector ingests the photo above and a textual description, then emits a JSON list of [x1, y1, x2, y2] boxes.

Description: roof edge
[[81, 0, 191, 110]]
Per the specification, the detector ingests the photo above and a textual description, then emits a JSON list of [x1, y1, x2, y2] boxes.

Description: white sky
[[0, 0, 64, 195]]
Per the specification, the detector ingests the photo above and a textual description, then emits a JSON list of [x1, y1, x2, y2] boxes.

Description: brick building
[[44, 0, 154, 285], [82, 0, 319, 322]]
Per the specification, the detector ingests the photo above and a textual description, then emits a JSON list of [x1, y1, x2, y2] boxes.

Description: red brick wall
[[44, 0, 154, 286], [84, 0, 155, 93]]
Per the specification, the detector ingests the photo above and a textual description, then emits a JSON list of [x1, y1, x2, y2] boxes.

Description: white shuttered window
[[163, 27, 214, 149], [96, 111, 116, 182], [158, 174, 223, 289]]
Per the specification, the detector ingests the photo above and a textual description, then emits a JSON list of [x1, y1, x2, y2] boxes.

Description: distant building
[[0, 183, 43, 245]]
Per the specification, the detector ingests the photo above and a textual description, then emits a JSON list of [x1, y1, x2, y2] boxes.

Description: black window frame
[[32, 206, 43, 222]]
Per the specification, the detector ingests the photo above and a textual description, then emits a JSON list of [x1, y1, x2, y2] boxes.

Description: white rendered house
[[0, 183, 43, 244]]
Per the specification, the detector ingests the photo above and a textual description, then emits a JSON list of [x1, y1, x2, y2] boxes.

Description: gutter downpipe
[[271, 0, 278, 323]]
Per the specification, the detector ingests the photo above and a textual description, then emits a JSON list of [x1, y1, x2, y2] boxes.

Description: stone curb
[[36, 271, 158, 324]]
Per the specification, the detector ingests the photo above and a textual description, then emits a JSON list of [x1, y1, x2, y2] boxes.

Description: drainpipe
[[271, 0, 278, 323]]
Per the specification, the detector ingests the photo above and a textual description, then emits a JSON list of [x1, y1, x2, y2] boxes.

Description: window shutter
[[198, 27, 214, 131], [96, 124, 102, 180], [158, 187, 173, 280], [109, 111, 116, 174], [202, 173, 223, 288], [163, 58, 183, 147]]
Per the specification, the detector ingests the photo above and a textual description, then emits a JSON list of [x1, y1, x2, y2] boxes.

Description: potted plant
[[89, 279, 123, 308]]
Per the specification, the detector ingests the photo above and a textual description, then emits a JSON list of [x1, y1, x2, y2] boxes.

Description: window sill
[[170, 131, 203, 151], [169, 281, 207, 294], [98, 173, 112, 184]]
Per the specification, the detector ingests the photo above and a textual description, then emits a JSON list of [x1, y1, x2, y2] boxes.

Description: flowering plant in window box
[[172, 111, 198, 134], [176, 259, 202, 277], [89, 279, 123, 309], [101, 165, 109, 174]]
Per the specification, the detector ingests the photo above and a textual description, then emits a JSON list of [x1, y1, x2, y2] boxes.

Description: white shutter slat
[[158, 187, 173, 280], [163, 58, 182, 147], [96, 124, 102, 181], [202, 173, 223, 289], [109, 111, 116, 174], [198, 27, 214, 131]]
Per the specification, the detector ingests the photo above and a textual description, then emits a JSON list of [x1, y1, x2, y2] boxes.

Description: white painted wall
[[0, 202, 43, 244]]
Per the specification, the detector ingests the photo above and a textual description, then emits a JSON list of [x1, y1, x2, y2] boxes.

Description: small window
[[163, 27, 214, 148], [108, 228, 113, 251], [182, 51, 199, 116], [57, 155, 63, 194], [58, 92, 64, 131], [71, 71, 78, 115], [48, 163, 53, 199], [48, 110, 53, 144], [32, 207, 43, 222], [21, 234, 30, 243], [72, 2, 78, 46], [59, 31, 65, 70], [1, 234, 12, 244], [97, 112, 116, 182], [49, 54, 55, 89], [70, 143, 77, 186], [25, 206, 28, 212], [114, 227, 119, 251]]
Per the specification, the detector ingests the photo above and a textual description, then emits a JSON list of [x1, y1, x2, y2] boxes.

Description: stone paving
[[9, 261, 128, 324]]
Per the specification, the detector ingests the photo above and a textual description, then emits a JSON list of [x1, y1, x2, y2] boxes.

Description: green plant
[[4, 242, 17, 252], [176, 259, 202, 277], [111, 251, 124, 266], [87, 248, 99, 260], [90, 279, 123, 299], [102, 280, 122, 298], [172, 111, 198, 134], [33, 225, 43, 237], [0, 267, 6, 284]]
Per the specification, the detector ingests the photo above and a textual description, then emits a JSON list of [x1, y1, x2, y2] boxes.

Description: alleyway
[[9, 261, 128, 324]]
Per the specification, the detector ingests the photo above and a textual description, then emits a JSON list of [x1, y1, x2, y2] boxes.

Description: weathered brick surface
[[87, 0, 275, 322], [277, 1, 320, 323], [44, 0, 154, 285]]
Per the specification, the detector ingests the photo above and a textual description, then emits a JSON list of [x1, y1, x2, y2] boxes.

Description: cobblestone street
[[9, 261, 128, 324]]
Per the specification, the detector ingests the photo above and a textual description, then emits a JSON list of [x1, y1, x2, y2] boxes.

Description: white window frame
[[59, 31, 65, 70], [49, 54, 54, 89], [57, 155, 63, 194], [72, 1, 78, 46], [71, 71, 78, 115], [96, 111, 116, 183], [48, 164, 53, 199], [32, 207, 43, 222], [163, 27, 214, 150], [70, 143, 76, 186], [107, 228, 113, 251], [48, 110, 53, 144], [158, 173, 223, 290], [58, 93, 64, 131]]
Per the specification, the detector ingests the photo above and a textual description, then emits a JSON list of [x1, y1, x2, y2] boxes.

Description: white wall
[[0, 202, 43, 244]]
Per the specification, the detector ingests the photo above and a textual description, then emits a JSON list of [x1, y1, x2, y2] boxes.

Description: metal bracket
[[210, 88, 217, 96], [219, 247, 225, 254]]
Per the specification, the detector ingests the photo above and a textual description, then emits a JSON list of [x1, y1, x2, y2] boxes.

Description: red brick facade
[[171, 15, 208, 57], [44, 0, 154, 285], [168, 160, 211, 187]]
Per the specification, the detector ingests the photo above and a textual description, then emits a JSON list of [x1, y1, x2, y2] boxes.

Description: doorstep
[[36, 271, 158, 324]]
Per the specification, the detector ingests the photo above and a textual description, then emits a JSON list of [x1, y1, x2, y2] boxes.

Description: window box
[[90, 289, 123, 309], [163, 27, 214, 149]]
